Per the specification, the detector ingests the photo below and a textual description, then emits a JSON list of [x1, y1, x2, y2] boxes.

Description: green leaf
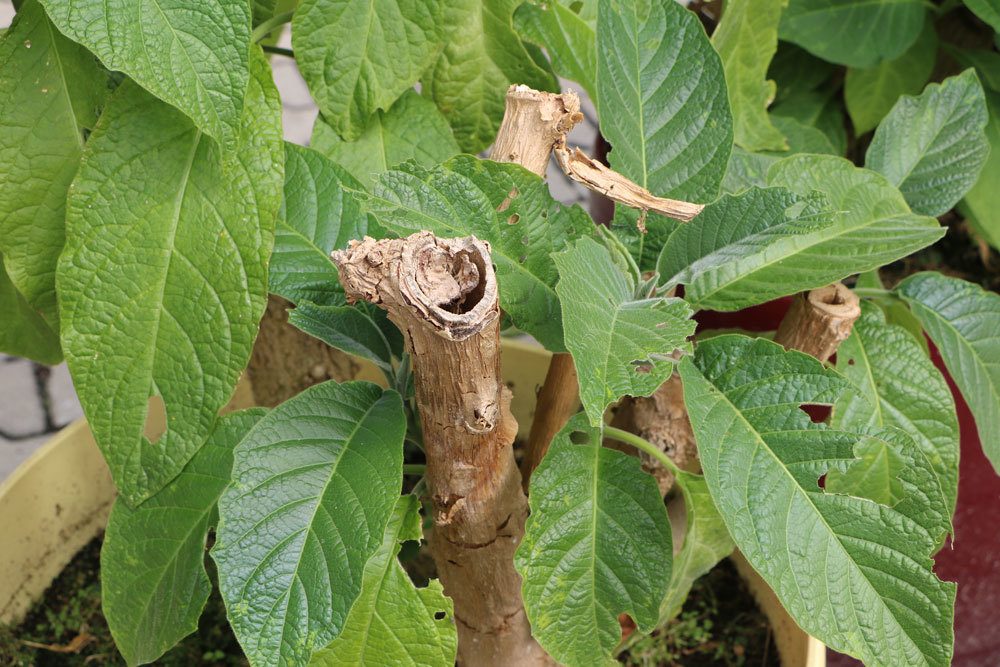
[[288, 301, 402, 375], [680, 335, 955, 666], [554, 237, 694, 425], [771, 86, 847, 154], [424, 0, 558, 153], [310, 495, 456, 667], [58, 49, 284, 506], [253, 0, 279, 24], [213, 381, 405, 667], [711, 0, 787, 152], [845, 20, 937, 135], [310, 90, 459, 188], [271, 142, 372, 308], [516, 416, 673, 666], [597, 0, 733, 202], [722, 115, 837, 192], [102, 409, 265, 667], [768, 42, 836, 103], [0, 0, 111, 332], [362, 155, 594, 351], [0, 255, 61, 364], [946, 46, 1000, 92], [831, 303, 959, 513], [514, 0, 597, 100], [959, 90, 1000, 249], [38, 0, 251, 150], [658, 470, 733, 622], [609, 206, 679, 274], [896, 272, 1000, 474], [292, 0, 443, 141], [778, 0, 925, 68], [964, 0, 1000, 32], [866, 69, 990, 217]]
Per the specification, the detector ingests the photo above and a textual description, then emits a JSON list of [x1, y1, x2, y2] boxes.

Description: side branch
[[774, 283, 862, 362]]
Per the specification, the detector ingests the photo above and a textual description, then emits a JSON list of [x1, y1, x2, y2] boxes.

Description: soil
[[0, 535, 779, 666]]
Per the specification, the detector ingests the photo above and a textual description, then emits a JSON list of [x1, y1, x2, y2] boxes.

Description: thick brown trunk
[[774, 283, 861, 362], [333, 233, 549, 666], [246, 295, 361, 406]]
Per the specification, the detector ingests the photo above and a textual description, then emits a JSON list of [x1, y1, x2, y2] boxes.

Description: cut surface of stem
[[333, 231, 549, 666], [774, 283, 862, 362]]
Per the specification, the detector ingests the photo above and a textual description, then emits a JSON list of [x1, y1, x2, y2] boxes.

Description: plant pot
[[0, 338, 825, 666]]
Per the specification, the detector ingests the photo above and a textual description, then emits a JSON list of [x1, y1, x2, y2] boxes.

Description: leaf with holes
[[57, 48, 283, 506], [271, 142, 373, 308], [896, 271, 1000, 474], [0, 0, 112, 334], [38, 0, 251, 150], [514, 0, 597, 100], [778, 0, 925, 68], [680, 335, 955, 666], [832, 303, 959, 513], [310, 90, 459, 188], [310, 495, 456, 667], [865, 69, 990, 216], [424, 0, 557, 152], [361, 155, 594, 351], [555, 237, 694, 425], [711, 0, 787, 152], [658, 470, 733, 622], [213, 382, 405, 667], [516, 415, 672, 666], [292, 0, 444, 141], [597, 0, 732, 202], [102, 409, 265, 666]]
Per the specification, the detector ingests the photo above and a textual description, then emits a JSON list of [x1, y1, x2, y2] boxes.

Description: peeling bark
[[774, 283, 861, 362], [333, 232, 549, 666]]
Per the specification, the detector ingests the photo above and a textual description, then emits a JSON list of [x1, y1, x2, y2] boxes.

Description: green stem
[[604, 425, 682, 476], [252, 10, 295, 43], [403, 463, 427, 476], [262, 44, 295, 58]]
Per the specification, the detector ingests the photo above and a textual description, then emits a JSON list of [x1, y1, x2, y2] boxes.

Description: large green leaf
[[959, 90, 1000, 249], [609, 206, 679, 274], [0, 0, 111, 332], [288, 301, 402, 376], [361, 155, 594, 351], [845, 21, 937, 135], [102, 410, 265, 666], [0, 256, 61, 364], [896, 272, 1000, 473], [831, 303, 959, 514], [514, 0, 597, 100], [554, 237, 694, 425], [771, 86, 847, 155], [778, 0, 925, 68], [58, 49, 283, 506], [214, 382, 405, 667], [866, 70, 990, 217], [310, 90, 459, 187], [292, 0, 443, 141], [964, 0, 1000, 32], [680, 335, 955, 666], [271, 142, 371, 308], [596, 0, 733, 202], [658, 470, 733, 622], [516, 416, 672, 666], [711, 0, 787, 152], [310, 495, 456, 666], [722, 115, 837, 193], [38, 0, 250, 150], [424, 0, 557, 153]]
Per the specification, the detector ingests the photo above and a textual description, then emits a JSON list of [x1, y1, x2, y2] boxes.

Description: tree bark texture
[[774, 283, 862, 362], [333, 232, 549, 666]]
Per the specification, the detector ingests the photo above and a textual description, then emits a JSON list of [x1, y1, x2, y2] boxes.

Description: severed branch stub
[[774, 282, 862, 363], [333, 231, 550, 666]]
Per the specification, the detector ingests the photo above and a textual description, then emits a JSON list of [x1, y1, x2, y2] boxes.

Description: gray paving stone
[[0, 433, 49, 482], [0, 360, 45, 438], [48, 363, 83, 428]]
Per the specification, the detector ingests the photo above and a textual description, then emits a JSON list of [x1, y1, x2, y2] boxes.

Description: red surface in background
[[696, 301, 1000, 667]]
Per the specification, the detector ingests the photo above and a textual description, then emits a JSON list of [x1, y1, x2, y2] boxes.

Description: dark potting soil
[[0, 535, 779, 666]]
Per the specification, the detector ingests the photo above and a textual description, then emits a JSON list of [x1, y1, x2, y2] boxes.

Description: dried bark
[[774, 283, 862, 362], [333, 232, 548, 666], [246, 295, 361, 406]]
